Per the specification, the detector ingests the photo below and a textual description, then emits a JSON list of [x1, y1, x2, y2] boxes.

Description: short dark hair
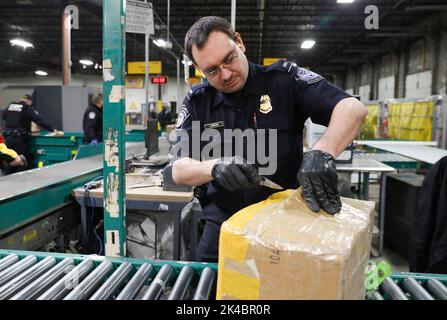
[[184, 16, 235, 65], [22, 94, 33, 101], [92, 93, 103, 105]]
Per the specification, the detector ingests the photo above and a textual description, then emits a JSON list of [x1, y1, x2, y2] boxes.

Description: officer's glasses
[[201, 49, 239, 79]]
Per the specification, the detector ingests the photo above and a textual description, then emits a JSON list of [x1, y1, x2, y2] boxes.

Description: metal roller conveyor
[[426, 279, 447, 300], [167, 266, 194, 300], [5, 249, 447, 301], [141, 264, 173, 300], [0, 254, 19, 272], [402, 277, 434, 300], [115, 263, 153, 300], [11, 258, 74, 300], [0, 255, 37, 287], [366, 290, 385, 300], [193, 267, 216, 300], [37, 259, 94, 300], [89, 262, 133, 300], [381, 277, 409, 300], [63, 260, 113, 300], [0, 256, 56, 300]]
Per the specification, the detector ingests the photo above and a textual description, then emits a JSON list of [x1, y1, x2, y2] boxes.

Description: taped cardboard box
[[216, 189, 375, 300]]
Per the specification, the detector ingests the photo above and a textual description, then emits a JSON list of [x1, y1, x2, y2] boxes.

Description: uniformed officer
[[2, 94, 57, 174], [172, 16, 368, 262], [82, 93, 103, 145], [157, 106, 172, 131]]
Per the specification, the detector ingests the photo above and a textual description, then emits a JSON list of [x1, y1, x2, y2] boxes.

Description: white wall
[[0, 75, 190, 113], [405, 70, 432, 99], [125, 81, 190, 113], [0, 75, 102, 108], [359, 84, 371, 102], [378, 76, 395, 100]]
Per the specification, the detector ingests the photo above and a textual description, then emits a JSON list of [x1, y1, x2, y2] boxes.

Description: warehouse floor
[[369, 183, 409, 273]]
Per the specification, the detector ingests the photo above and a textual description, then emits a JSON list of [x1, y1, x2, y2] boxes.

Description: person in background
[[2, 94, 59, 174], [157, 106, 172, 131], [83, 93, 103, 145]]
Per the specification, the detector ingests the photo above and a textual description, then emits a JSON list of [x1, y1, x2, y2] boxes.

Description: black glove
[[211, 157, 262, 191], [297, 150, 341, 215]]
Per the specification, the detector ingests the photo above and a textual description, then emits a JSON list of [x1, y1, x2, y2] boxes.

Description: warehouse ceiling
[[0, 0, 446, 80]]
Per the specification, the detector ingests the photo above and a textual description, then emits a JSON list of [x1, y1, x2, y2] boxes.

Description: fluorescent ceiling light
[[35, 70, 47, 76], [79, 59, 94, 66], [301, 40, 316, 49], [10, 38, 34, 49], [337, 0, 355, 3], [153, 39, 167, 47]]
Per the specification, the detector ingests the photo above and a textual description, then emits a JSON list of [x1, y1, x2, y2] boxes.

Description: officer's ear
[[234, 32, 246, 53]]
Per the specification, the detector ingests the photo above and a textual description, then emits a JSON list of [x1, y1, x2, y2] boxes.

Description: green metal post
[[102, 0, 127, 257]]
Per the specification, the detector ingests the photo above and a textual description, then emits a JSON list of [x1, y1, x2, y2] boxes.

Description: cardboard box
[[216, 189, 375, 300]]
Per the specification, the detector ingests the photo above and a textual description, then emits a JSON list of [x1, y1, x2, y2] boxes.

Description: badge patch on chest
[[259, 95, 273, 114]]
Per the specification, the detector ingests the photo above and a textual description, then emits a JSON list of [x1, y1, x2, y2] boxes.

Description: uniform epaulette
[[185, 82, 212, 101], [265, 60, 298, 74]]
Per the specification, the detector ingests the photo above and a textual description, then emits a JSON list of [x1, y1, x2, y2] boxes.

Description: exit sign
[[151, 76, 167, 84]]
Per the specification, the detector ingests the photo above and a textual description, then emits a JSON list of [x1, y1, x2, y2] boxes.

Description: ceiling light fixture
[[153, 39, 167, 47], [337, 0, 355, 3], [35, 70, 48, 76], [10, 38, 34, 49], [79, 59, 94, 66], [301, 40, 316, 49]]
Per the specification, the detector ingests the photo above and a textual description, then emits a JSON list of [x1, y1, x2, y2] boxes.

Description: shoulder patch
[[7, 104, 23, 112], [176, 106, 190, 128], [294, 67, 323, 84], [265, 60, 300, 74], [185, 82, 210, 101], [89, 111, 96, 120]]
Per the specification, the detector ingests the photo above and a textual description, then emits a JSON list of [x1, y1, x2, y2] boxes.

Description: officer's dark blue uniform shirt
[[174, 60, 351, 220]]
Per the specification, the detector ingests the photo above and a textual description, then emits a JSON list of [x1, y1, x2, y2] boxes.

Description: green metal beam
[[102, 0, 127, 257]]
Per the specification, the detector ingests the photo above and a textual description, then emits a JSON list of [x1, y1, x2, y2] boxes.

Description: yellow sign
[[263, 58, 283, 66], [188, 77, 201, 85], [195, 68, 204, 78], [125, 75, 144, 88], [128, 61, 162, 74], [23, 230, 37, 243]]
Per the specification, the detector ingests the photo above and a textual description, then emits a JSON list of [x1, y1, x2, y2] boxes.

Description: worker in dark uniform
[[172, 16, 368, 262], [2, 94, 57, 174], [82, 93, 103, 145], [157, 106, 172, 131]]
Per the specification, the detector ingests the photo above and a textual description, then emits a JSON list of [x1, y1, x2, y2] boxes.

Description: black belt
[[4, 129, 27, 137]]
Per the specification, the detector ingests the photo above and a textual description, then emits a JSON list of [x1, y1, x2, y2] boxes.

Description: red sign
[[151, 76, 167, 84]]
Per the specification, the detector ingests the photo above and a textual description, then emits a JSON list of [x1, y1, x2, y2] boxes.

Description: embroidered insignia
[[176, 106, 190, 128]]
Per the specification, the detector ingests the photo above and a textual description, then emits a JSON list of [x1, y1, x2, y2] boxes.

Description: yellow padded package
[[216, 189, 375, 300]]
